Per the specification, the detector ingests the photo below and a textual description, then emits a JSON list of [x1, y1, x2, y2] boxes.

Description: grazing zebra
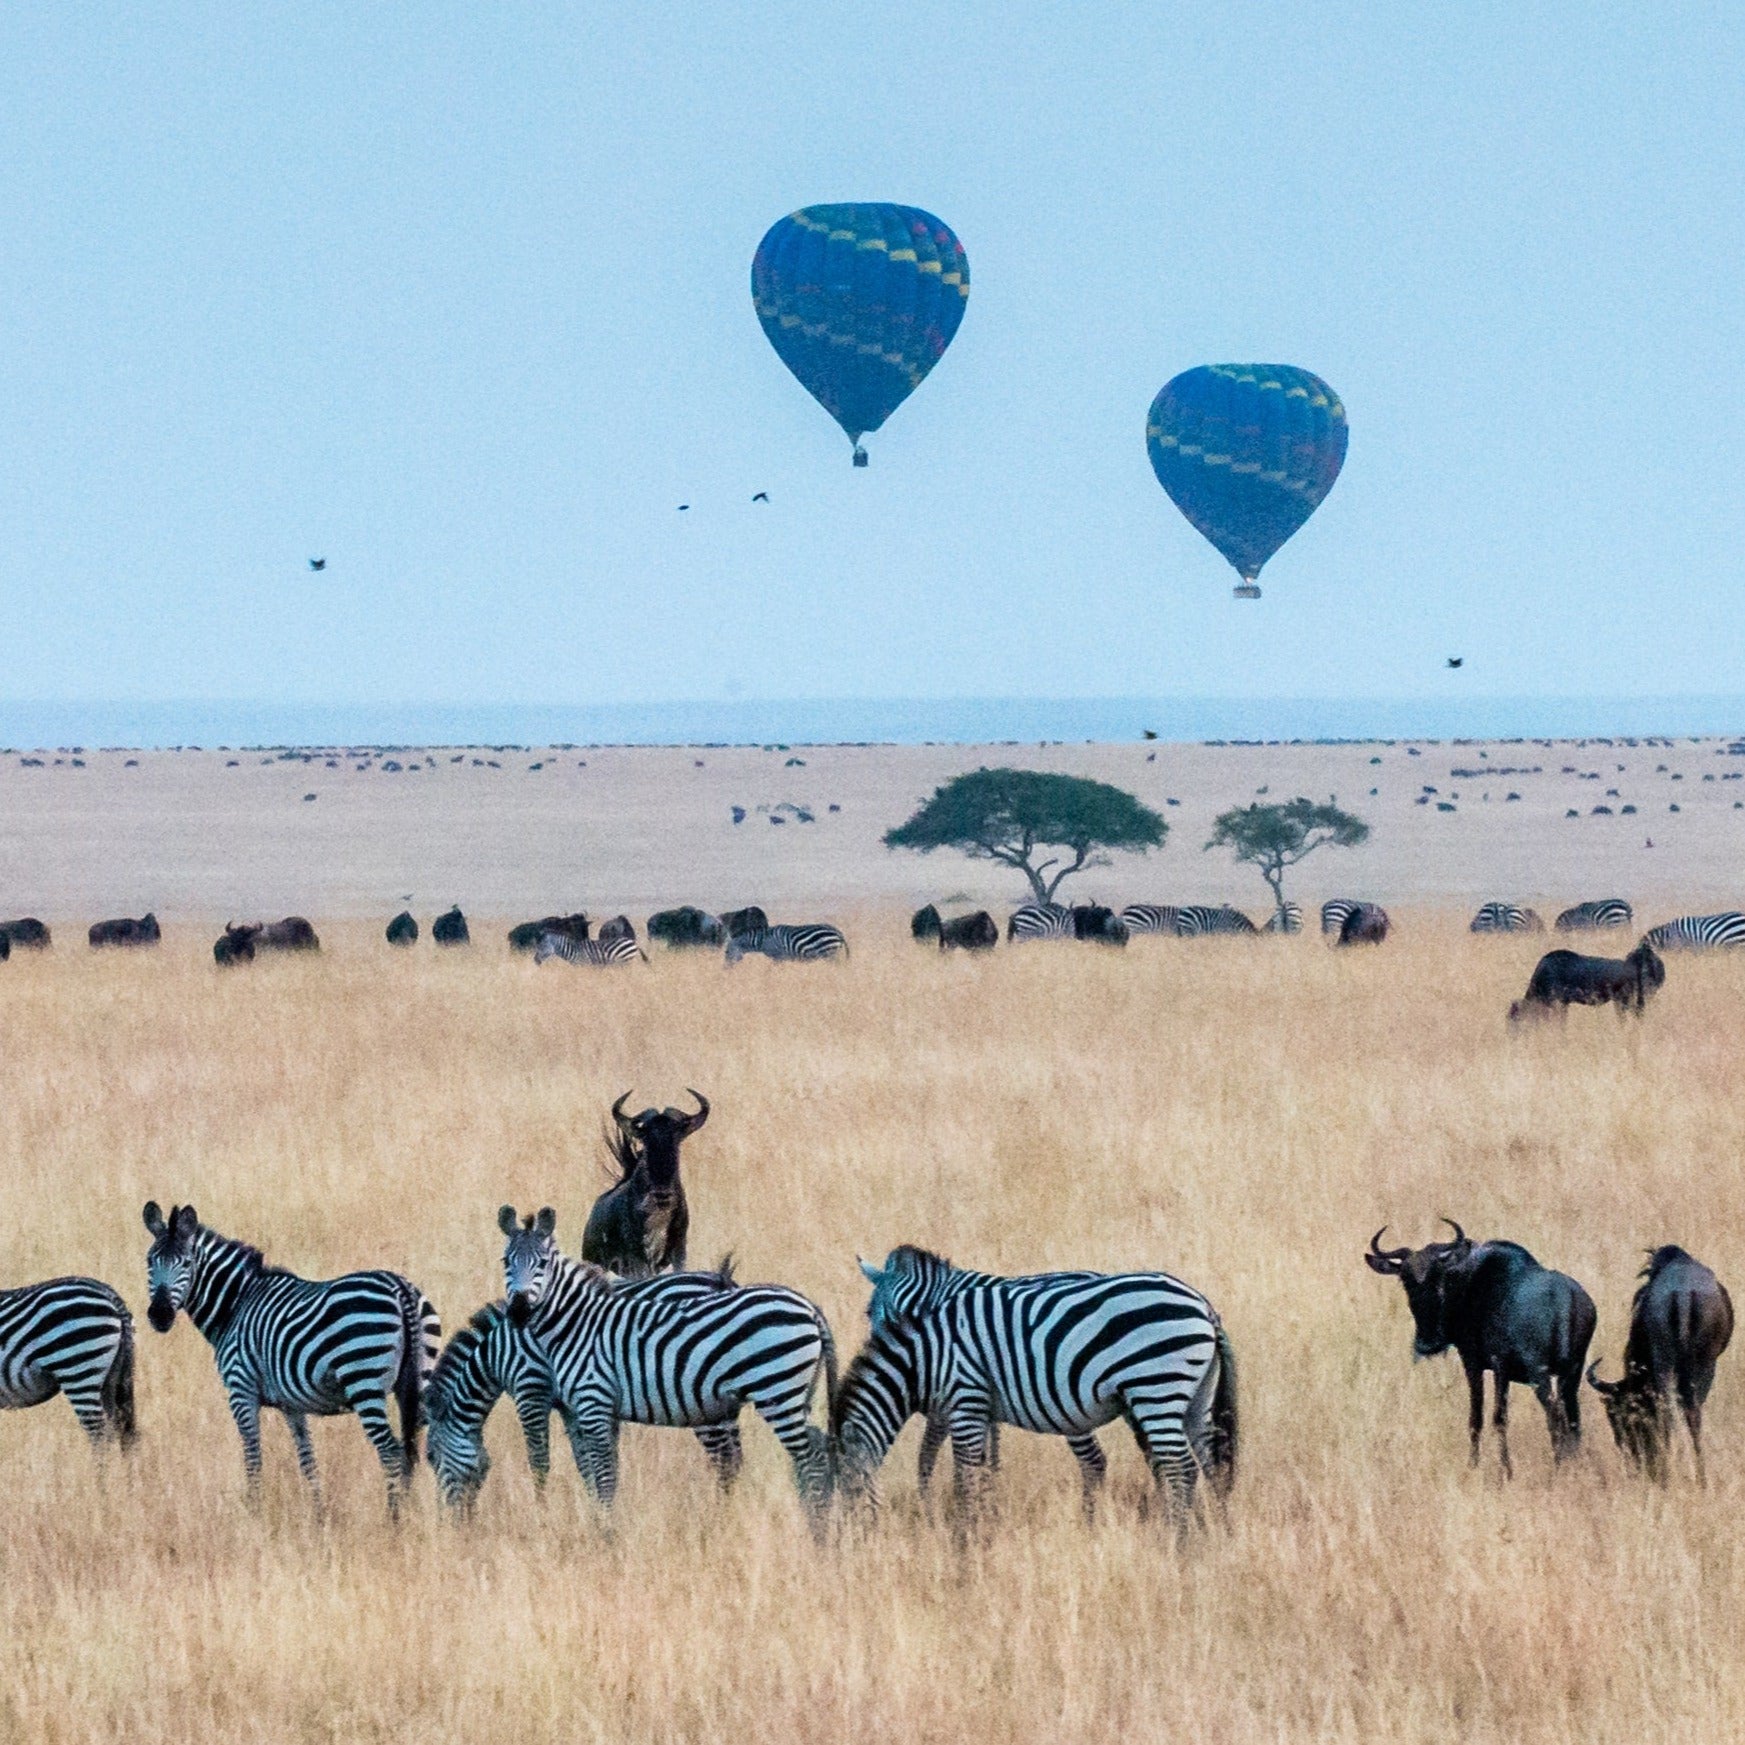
[[1470, 902, 1545, 934], [1321, 898, 1361, 936], [1264, 903, 1304, 935], [1119, 904, 1182, 936], [533, 929, 644, 966], [1641, 912, 1745, 951], [722, 923, 847, 963], [838, 1247, 1237, 1523], [426, 1286, 748, 1510], [1554, 899, 1634, 932], [498, 1207, 835, 1520], [142, 1202, 440, 1510], [1174, 904, 1258, 937], [1008, 904, 1073, 941], [0, 1276, 135, 1447]]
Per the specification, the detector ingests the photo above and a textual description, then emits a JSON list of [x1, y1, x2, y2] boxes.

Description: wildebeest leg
[[1463, 1358, 1487, 1467], [1490, 1371, 1514, 1478], [1679, 1384, 1707, 1486], [693, 1422, 744, 1492], [1067, 1432, 1107, 1519], [1531, 1373, 1570, 1465]]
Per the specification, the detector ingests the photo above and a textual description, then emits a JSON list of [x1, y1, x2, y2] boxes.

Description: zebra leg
[[1067, 1432, 1107, 1519], [61, 1381, 116, 1450], [225, 1385, 266, 1505], [1123, 1395, 1199, 1533], [693, 1422, 745, 1492], [567, 1412, 620, 1508], [916, 1411, 948, 1496], [947, 1413, 997, 1520], [284, 1411, 323, 1503], [754, 1399, 831, 1529], [349, 1389, 411, 1513], [511, 1385, 553, 1489]]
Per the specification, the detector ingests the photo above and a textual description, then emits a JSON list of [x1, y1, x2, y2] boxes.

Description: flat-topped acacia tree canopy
[[884, 767, 1166, 905], [1206, 797, 1370, 925]]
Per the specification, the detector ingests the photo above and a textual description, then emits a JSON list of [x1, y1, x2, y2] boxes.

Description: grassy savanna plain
[[1, 920, 1743, 1744]]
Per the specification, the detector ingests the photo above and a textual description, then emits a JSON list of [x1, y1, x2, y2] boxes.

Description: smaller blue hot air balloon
[[752, 203, 969, 465], [1146, 364, 1348, 597]]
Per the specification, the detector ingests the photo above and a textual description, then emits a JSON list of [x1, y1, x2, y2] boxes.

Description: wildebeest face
[[1365, 1224, 1470, 1357], [1587, 1363, 1662, 1470], [143, 1201, 200, 1331], [500, 1205, 557, 1326]]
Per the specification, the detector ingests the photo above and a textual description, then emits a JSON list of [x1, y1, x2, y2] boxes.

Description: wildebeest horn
[[679, 1088, 710, 1135], [1440, 1218, 1468, 1247], [1586, 1360, 1618, 1396], [611, 1092, 634, 1134], [1368, 1226, 1411, 1264]]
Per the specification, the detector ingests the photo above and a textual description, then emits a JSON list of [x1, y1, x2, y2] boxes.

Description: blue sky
[[2, 3, 1741, 712]]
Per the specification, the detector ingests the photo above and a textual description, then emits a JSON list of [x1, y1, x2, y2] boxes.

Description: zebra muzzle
[[147, 1290, 177, 1333]]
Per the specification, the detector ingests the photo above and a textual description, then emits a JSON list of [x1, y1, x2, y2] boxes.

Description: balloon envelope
[[752, 204, 969, 461], [1146, 364, 1348, 595]]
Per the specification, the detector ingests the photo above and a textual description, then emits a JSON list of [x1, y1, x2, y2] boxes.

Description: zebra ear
[[172, 1205, 198, 1239], [143, 1201, 166, 1237], [858, 1256, 885, 1286], [535, 1207, 557, 1236], [497, 1205, 518, 1235]]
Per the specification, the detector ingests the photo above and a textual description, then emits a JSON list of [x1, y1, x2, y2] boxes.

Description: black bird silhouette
[[309, 558, 326, 571], [1142, 728, 1158, 740], [677, 504, 689, 512], [1446, 657, 1463, 668], [752, 491, 769, 503]]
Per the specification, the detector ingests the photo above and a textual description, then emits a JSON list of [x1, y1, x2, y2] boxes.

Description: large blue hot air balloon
[[1146, 364, 1348, 597], [752, 203, 969, 465]]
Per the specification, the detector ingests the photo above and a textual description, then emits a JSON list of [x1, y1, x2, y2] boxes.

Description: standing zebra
[[0, 1276, 135, 1448], [1321, 898, 1361, 936], [1174, 904, 1258, 937], [143, 1202, 440, 1510], [498, 1207, 835, 1521], [722, 923, 847, 963], [1119, 904, 1183, 936], [838, 1246, 1237, 1523], [533, 929, 644, 966], [1264, 902, 1304, 935], [1470, 902, 1545, 934], [1641, 913, 1745, 951], [1554, 899, 1633, 932], [1008, 904, 1073, 941]]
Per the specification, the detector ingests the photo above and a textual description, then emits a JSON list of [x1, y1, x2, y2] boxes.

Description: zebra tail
[[817, 1310, 839, 1420], [105, 1307, 138, 1448], [393, 1285, 429, 1481], [1208, 1324, 1239, 1498]]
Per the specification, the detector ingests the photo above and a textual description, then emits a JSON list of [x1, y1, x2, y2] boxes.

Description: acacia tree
[[1205, 798, 1369, 925], [884, 767, 1166, 905]]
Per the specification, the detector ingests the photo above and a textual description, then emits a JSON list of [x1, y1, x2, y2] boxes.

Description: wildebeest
[[0, 931, 8, 962], [938, 910, 998, 951], [1555, 898, 1633, 932], [1365, 1221, 1596, 1473], [911, 904, 942, 942], [1508, 940, 1664, 1022], [213, 923, 260, 966], [1588, 1247, 1733, 1481], [258, 917, 319, 952], [385, 911, 418, 946], [508, 913, 589, 953], [0, 918, 50, 950], [1336, 903, 1390, 947], [89, 914, 160, 948], [647, 906, 728, 948], [581, 1090, 710, 1277], [432, 906, 470, 946], [1071, 904, 1128, 945], [595, 915, 636, 946], [719, 905, 769, 940]]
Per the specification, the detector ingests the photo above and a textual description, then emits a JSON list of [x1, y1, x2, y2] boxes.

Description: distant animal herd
[[5, 896, 1744, 1028], [3, 1086, 1729, 1534]]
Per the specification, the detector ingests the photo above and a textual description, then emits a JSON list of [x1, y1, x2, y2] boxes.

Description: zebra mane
[[886, 1243, 954, 1277], [198, 1224, 270, 1277], [426, 1303, 505, 1407], [829, 1323, 915, 1436]]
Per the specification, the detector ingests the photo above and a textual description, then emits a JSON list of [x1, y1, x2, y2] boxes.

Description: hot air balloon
[[752, 204, 969, 466], [1146, 364, 1348, 597]]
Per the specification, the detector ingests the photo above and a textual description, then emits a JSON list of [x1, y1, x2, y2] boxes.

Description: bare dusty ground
[[1, 734, 1742, 926]]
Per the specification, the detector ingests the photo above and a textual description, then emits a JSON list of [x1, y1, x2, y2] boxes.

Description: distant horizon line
[[4, 694, 1745, 751]]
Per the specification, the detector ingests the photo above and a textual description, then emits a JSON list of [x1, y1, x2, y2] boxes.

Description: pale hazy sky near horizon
[[2, 4, 1742, 712]]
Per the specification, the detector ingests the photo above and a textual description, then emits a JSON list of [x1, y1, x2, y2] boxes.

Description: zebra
[[1174, 904, 1258, 937], [0, 1276, 135, 1448], [1008, 904, 1073, 941], [498, 1206, 835, 1521], [1119, 904, 1182, 936], [1554, 899, 1634, 932], [533, 929, 644, 966], [1264, 902, 1304, 934], [142, 1202, 440, 1510], [838, 1246, 1237, 1525], [426, 1285, 748, 1510], [1641, 913, 1745, 951], [1321, 898, 1360, 936], [1470, 902, 1545, 934], [722, 923, 847, 963]]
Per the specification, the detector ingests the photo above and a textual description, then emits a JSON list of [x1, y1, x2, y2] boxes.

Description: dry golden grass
[[1, 918, 1742, 1743]]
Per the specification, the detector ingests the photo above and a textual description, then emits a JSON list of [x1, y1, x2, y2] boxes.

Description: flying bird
[[1446, 657, 1463, 668], [309, 558, 326, 571], [677, 504, 689, 512], [752, 492, 769, 503]]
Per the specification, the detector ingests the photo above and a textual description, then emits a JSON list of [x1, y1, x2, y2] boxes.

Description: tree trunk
[[1263, 863, 1288, 925], [1023, 862, 1051, 905]]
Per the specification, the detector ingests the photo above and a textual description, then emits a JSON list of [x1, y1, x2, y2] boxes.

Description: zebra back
[[534, 930, 643, 966], [1006, 904, 1072, 941], [723, 923, 847, 962], [1119, 904, 1182, 936], [1320, 899, 1359, 936], [1470, 902, 1544, 934], [1642, 912, 1745, 951], [1176, 904, 1258, 937], [1264, 903, 1304, 935], [1554, 899, 1633, 931]]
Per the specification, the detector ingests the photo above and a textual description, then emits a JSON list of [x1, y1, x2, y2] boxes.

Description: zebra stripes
[[499, 1207, 835, 1518], [1641, 912, 1745, 951], [1264, 903, 1304, 935], [1118, 904, 1181, 936], [1321, 899, 1360, 936], [1470, 902, 1544, 934], [837, 1247, 1236, 1520], [1008, 904, 1074, 941], [0, 1276, 135, 1446], [1554, 899, 1634, 932], [534, 930, 644, 966], [723, 923, 848, 963], [143, 1202, 440, 1509], [1118, 904, 1257, 937]]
